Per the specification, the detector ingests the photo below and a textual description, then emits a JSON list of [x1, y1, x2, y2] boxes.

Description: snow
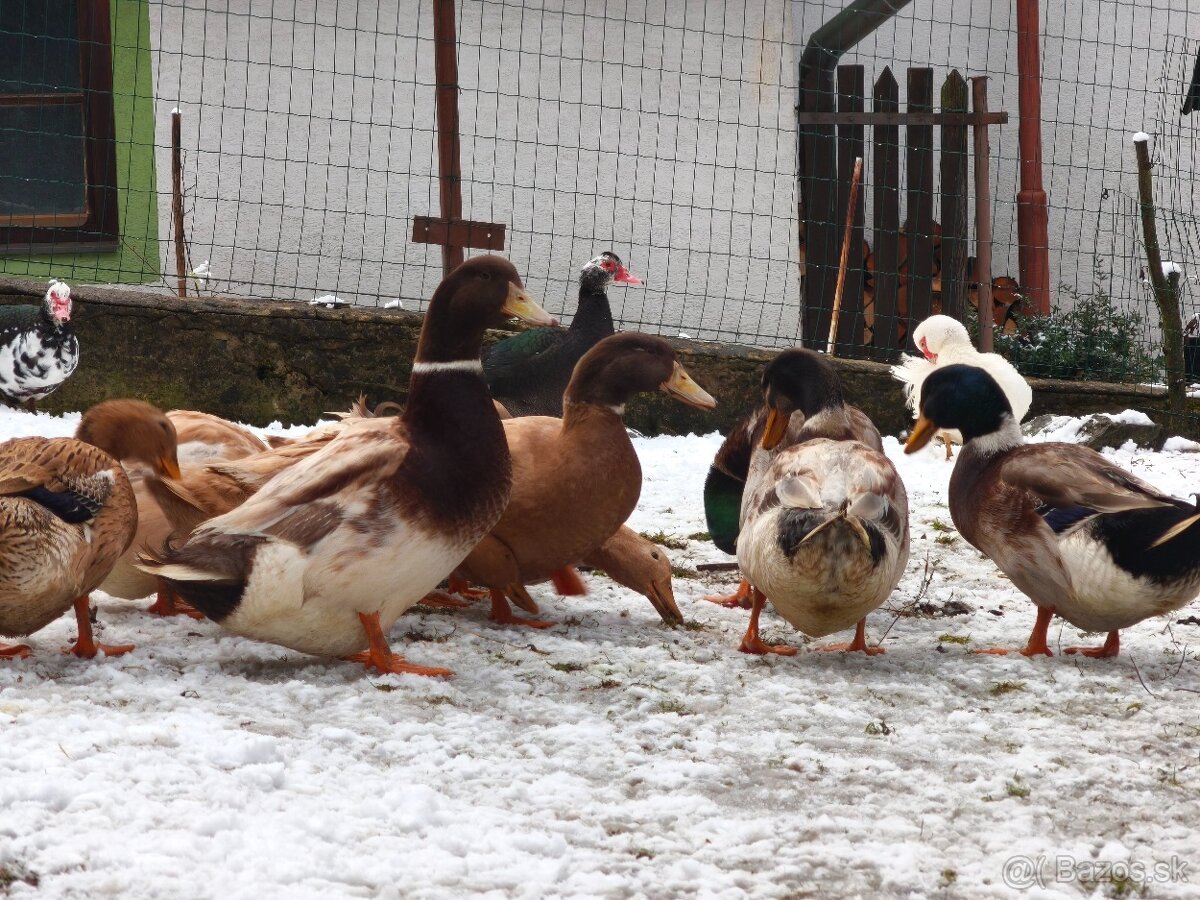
[[1163, 261, 1183, 279], [308, 295, 349, 308], [3, 407, 1200, 897], [383, 299, 404, 309], [1163, 436, 1200, 452], [1132, 131, 1150, 143]]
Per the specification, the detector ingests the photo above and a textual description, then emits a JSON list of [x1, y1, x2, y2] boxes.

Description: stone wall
[[3, 277, 1197, 440]]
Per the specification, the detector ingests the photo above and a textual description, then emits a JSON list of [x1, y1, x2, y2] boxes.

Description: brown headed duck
[[451, 332, 715, 628], [136, 256, 553, 676], [0, 400, 180, 659]]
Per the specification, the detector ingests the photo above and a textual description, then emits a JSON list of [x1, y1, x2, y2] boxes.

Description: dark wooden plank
[[794, 110, 1008, 126], [411, 216, 506, 250], [871, 67, 901, 359], [835, 65, 866, 355], [905, 67, 936, 338], [799, 66, 840, 350], [939, 69, 970, 322]]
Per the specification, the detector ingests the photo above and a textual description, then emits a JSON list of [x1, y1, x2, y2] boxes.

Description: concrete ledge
[[2, 276, 1196, 439]]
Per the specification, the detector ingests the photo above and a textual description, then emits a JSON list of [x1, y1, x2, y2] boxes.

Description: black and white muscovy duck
[[483, 251, 641, 416], [0, 280, 79, 411]]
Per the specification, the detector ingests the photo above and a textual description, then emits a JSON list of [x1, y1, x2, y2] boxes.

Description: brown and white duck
[[906, 364, 1200, 657], [452, 333, 715, 627], [137, 256, 553, 676], [0, 400, 180, 659]]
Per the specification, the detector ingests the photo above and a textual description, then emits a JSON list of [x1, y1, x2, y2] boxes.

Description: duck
[[735, 349, 909, 655], [891, 314, 1032, 459], [99, 409, 271, 617], [578, 526, 682, 625], [483, 251, 641, 416], [0, 280, 79, 411], [905, 364, 1200, 658], [0, 400, 181, 660], [703, 349, 883, 608], [452, 332, 715, 627], [136, 255, 554, 676]]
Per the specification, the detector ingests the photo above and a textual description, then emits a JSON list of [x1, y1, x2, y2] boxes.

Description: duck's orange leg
[[488, 589, 555, 629], [64, 596, 134, 659], [0, 643, 32, 660], [551, 566, 587, 596], [448, 574, 487, 599], [705, 577, 753, 609], [738, 587, 797, 656], [1064, 630, 1120, 658], [814, 618, 886, 655], [420, 574, 486, 608], [974, 605, 1055, 657], [145, 579, 205, 619], [343, 610, 453, 677]]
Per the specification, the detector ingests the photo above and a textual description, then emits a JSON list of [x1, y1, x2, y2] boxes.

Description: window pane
[[0, 0, 81, 94], [0, 103, 86, 222]]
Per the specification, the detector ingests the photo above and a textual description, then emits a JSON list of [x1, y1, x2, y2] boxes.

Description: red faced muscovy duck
[[0, 280, 79, 411], [483, 251, 640, 416]]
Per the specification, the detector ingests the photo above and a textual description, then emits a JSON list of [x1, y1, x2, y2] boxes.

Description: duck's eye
[[478, 270, 493, 281]]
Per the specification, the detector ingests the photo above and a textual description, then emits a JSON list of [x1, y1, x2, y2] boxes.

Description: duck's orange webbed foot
[[737, 587, 797, 656], [973, 605, 1055, 657], [64, 597, 134, 659], [814, 619, 885, 655], [145, 580, 205, 619], [419, 591, 474, 609], [344, 611, 453, 677], [0, 643, 32, 660], [488, 590, 555, 629], [705, 577, 753, 609], [447, 574, 487, 599], [1064, 631, 1120, 658]]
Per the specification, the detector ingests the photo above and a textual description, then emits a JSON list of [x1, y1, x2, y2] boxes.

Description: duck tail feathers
[[1149, 510, 1200, 549]]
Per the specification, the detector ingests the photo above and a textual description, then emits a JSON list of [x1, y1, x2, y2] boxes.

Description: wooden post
[[171, 109, 187, 299], [835, 65, 866, 352], [939, 71, 969, 323], [828, 157, 864, 356], [411, 0, 506, 275], [905, 68, 936, 331], [871, 68, 901, 357], [972, 78, 994, 353], [1133, 135, 1186, 421], [1015, 0, 1051, 315]]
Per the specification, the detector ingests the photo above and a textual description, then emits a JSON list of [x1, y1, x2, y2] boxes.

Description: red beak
[[919, 337, 936, 362], [614, 265, 642, 285]]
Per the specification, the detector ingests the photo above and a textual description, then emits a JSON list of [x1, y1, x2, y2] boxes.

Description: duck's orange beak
[[660, 361, 717, 410], [159, 455, 182, 480], [503, 282, 556, 326], [904, 414, 939, 453], [761, 407, 790, 450]]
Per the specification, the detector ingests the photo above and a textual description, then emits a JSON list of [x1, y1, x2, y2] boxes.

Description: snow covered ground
[[2, 407, 1200, 899]]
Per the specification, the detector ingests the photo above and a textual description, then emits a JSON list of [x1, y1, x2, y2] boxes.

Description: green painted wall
[[0, 0, 160, 284]]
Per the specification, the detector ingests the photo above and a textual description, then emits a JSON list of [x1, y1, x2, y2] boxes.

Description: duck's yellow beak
[[660, 361, 717, 410], [159, 455, 182, 480], [761, 407, 789, 450], [646, 577, 684, 626], [503, 282, 556, 326], [904, 414, 939, 454]]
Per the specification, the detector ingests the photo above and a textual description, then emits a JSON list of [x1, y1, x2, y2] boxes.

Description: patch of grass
[[655, 698, 692, 715], [640, 530, 689, 550], [632, 848, 655, 860], [1006, 778, 1031, 799], [670, 565, 701, 580], [929, 518, 954, 533], [990, 681, 1026, 696], [0, 863, 39, 892], [939, 870, 958, 888], [426, 695, 457, 707], [680, 619, 708, 632], [864, 719, 893, 736], [934, 534, 957, 546], [598, 679, 622, 689], [549, 661, 585, 673], [938, 634, 970, 645], [688, 531, 712, 542]]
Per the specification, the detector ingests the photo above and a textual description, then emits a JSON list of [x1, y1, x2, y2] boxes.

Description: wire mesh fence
[[0, 0, 1198, 366]]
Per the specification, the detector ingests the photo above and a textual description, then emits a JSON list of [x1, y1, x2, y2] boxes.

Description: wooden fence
[[798, 66, 1009, 359]]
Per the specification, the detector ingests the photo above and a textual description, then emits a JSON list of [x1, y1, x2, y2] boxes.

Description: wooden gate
[[797, 66, 1008, 359]]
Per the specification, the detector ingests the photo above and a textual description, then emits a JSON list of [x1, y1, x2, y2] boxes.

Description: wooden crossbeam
[[795, 110, 1008, 126], [411, 216, 506, 252]]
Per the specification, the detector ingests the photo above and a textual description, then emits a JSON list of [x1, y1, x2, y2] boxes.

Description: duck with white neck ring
[[137, 256, 554, 676], [892, 314, 1031, 460], [906, 364, 1200, 658]]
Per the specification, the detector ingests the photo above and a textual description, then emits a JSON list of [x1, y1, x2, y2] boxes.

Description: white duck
[[891, 314, 1032, 459]]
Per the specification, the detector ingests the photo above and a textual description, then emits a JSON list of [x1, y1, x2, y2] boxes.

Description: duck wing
[[0, 438, 117, 524], [482, 327, 563, 390], [704, 409, 763, 554], [889, 353, 934, 416]]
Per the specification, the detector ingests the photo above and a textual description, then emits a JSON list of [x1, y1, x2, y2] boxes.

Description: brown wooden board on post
[[972, 77, 995, 353], [412, 0, 506, 275], [871, 68, 901, 358], [906, 68, 936, 335], [939, 70, 969, 322], [799, 63, 839, 351], [835, 65, 866, 354], [171, 110, 187, 299]]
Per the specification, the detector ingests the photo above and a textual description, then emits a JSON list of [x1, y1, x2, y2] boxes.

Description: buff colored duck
[[735, 350, 908, 656], [1, 400, 180, 659], [137, 256, 553, 676], [906, 364, 1200, 658], [450, 333, 715, 628]]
